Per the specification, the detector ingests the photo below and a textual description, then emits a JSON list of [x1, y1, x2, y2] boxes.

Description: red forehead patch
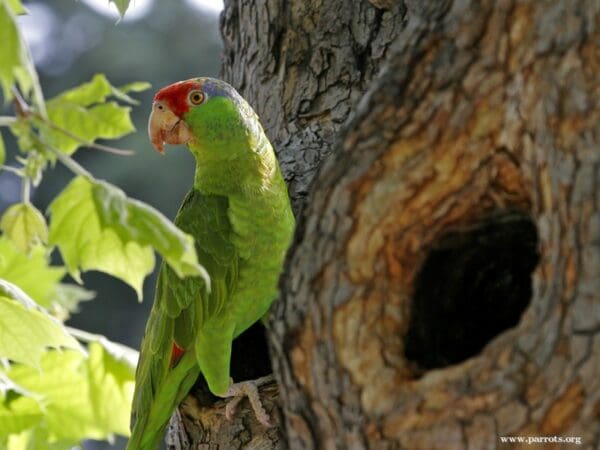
[[154, 79, 203, 118]]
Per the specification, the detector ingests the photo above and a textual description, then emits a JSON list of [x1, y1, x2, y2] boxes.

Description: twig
[[0, 166, 23, 176], [12, 87, 30, 118], [38, 138, 94, 179], [0, 116, 16, 127], [66, 326, 139, 366], [21, 176, 30, 204], [12, 20, 47, 119], [65, 326, 105, 343]]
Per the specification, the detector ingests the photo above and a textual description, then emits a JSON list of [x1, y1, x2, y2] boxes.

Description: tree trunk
[[168, 0, 600, 448]]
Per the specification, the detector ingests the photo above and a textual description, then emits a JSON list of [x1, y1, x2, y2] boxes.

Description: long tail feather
[[127, 352, 199, 450]]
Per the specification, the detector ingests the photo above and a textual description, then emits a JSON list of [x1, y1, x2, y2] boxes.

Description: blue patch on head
[[201, 78, 242, 106], [199, 78, 257, 126]]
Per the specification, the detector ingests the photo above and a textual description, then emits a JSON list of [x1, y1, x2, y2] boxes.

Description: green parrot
[[127, 78, 295, 450]]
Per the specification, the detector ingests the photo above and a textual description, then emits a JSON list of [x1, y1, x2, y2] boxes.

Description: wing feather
[[130, 189, 238, 439]]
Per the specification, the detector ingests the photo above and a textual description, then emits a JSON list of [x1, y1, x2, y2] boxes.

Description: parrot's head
[[148, 77, 260, 156]]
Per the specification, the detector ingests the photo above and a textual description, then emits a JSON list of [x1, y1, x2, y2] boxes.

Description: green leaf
[[87, 341, 135, 436], [0, 279, 36, 309], [0, 238, 64, 307], [0, 203, 48, 253], [44, 102, 134, 155], [4, 427, 77, 450], [6, 350, 96, 442], [48, 177, 154, 298], [8, 117, 34, 153], [0, 372, 42, 438], [49, 176, 208, 299], [0, 1, 39, 107], [0, 389, 42, 438], [0, 1, 21, 101], [22, 153, 47, 187], [41, 74, 137, 154], [0, 372, 30, 397], [6, 342, 135, 443], [110, 0, 131, 17], [0, 293, 81, 367], [6, 0, 27, 15], [92, 179, 209, 280], [50, 74, 112, 107]]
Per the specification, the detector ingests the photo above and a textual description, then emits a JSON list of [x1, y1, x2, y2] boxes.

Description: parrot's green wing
[[128, 189, 238, 450]]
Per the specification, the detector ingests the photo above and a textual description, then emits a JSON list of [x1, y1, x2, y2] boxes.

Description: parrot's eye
[[188, 90, 205, 105]]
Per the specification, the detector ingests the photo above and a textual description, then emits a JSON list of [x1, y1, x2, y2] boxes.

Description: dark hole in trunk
[[192, 321, 272, 404], [230, 321, 273, 380], [404, 212, 539, 374]]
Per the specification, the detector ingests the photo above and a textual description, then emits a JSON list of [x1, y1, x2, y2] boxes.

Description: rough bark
[[220, 0, 407, 214], [168, 0, 600, 448]]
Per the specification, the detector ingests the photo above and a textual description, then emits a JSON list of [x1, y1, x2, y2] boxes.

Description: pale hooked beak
[[148, 101, 192, 153]]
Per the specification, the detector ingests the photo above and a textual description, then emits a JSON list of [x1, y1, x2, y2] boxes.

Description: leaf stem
[[42, 141, 94, 179], [12, 87, 31, 118], [12, 10, 47, 119], [66, 326, 139, 364], [0, 166, 23, 176], [21, 176, 30, 204], [0, 116, 16, 127], [65, 326, 104, 343]]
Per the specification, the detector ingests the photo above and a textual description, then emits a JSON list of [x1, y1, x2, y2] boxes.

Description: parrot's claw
[[223, 375, 274, 427], [224, 396, 244, 421]]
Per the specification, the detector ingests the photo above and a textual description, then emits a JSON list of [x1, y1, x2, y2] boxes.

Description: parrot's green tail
[[127, 352, 200, 450]]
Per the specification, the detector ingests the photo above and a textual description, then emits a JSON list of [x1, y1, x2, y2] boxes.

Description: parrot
[[127, 78, 295, 450]]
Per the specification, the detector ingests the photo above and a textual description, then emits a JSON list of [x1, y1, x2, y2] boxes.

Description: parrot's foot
[[223, 375, 274, 427]]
